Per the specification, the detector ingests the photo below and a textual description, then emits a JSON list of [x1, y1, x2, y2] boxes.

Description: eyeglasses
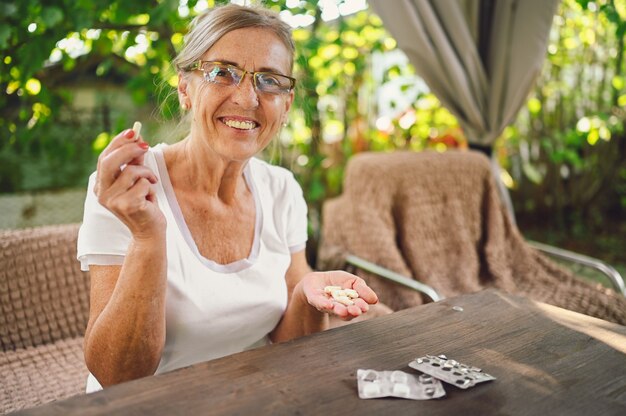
[[189, 61, 296, 94]]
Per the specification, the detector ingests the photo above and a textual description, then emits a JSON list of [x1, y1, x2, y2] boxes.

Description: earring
[[182, 102, 190, 110]]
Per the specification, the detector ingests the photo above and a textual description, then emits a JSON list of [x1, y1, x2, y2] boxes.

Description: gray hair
[[173, 4, 295, 74]]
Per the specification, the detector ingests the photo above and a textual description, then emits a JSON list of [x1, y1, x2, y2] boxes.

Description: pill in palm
[[343, 289, 359, 299], [324, 285, 360, 305], [324, 285, 342, 294]]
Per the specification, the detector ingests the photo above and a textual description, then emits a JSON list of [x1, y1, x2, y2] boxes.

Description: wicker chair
[[0, 224, 89, 414], [318, 150, 626, 325]]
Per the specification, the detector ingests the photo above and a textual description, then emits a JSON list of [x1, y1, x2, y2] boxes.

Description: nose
[[231, 72, 259, 109]]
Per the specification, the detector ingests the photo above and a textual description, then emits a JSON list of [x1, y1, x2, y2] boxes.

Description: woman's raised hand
[[94, 127, 165, 238], [301, 271, 379, 320]]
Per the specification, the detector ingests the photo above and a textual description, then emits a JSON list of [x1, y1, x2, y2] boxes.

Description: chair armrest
[[528, 240, 626, 296], [345, 254, 444, 302]]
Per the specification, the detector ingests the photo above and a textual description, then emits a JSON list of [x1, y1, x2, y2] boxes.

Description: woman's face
[[179, 27, 294, 162]]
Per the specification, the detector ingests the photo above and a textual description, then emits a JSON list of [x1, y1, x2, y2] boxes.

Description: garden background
[[1, 0, 625, 276]]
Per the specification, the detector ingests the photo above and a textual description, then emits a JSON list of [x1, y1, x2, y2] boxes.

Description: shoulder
[[248, 158, 302, 194]]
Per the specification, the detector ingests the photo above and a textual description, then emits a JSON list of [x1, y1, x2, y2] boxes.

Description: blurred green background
[[1, 0, 625, 275]]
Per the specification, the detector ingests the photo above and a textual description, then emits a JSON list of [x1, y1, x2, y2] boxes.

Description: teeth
[[223, 119, 256, 130]]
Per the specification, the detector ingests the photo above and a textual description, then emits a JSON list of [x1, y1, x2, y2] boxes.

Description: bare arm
[[83, 237, 167, 386], [83, 127, 168, 387], [270, 251, 327, 342]]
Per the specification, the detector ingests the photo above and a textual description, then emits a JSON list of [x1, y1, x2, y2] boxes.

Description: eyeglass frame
[[186, 60, 296, 94]]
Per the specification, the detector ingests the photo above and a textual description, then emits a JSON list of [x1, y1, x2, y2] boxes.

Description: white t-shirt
[[77, 144, 308, 392]]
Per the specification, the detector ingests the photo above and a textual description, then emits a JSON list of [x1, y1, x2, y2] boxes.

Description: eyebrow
[[209, 59, 287, 75]]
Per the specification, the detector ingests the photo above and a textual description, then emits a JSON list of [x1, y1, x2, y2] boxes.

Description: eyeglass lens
[[201, 62, 292, 93]]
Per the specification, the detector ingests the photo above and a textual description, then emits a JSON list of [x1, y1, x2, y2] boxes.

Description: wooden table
[[15, 289, 626, 415]]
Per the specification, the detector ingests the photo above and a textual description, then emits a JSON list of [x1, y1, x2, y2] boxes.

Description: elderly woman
[[77, 4, 379, 392]]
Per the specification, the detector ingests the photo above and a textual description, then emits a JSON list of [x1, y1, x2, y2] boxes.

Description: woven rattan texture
[[0, 224, 89, 351], [0, 224, 89, 413], [0, 337, 87, 414], [318, 150, 626, 325]]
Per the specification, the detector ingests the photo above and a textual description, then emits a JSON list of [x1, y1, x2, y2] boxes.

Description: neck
[[165, 137, 249, 204]]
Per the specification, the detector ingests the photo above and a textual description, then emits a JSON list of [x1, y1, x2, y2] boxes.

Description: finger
[[97, 142, 150, 192], [352, 278, 378, 304], [101, 164, 157, 201], [346, 304, 363, 317], [353, 297, 370, 313], [146, 181, 158, 203], [106, 177, 155, 217], [332, 303, 350, 319], [97, 129, 138, 165], [127, 177, 155, 203]]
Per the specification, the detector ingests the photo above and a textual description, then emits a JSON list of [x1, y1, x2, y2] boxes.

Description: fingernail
[[124, 129, 134, 139], [138, 141, 149, 149]]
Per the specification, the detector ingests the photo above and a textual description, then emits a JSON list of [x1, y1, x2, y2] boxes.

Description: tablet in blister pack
[[408, 355, 496, 389], [356, 369, 446, 400]]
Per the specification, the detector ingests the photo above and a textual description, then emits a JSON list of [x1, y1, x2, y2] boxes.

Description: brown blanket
[[318, 150, 626, 325]]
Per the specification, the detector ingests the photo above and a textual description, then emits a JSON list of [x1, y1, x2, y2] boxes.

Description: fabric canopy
[[368, 0, 559, 146], [368, 0, 560, 217]]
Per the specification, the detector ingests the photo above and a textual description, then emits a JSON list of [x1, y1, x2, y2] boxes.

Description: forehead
[[203, 27, 292, 73]]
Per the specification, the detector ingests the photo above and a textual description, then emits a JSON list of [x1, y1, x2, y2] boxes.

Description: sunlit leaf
[[527, 98, 542, 114], [342, 47, 359, 60], [319, 44, 340, 60], [92, 132, 110, 152], [292, 29, 310, 42], [598, 126, 611, 141], [576, 117, 590, 132], [500, 169, 515, 189], [523, 162, 543, 184], [344, 62, 356, 76], [25, 79, 41, 95], [586, 129, 599, 145], [563, 37, 578, 49]]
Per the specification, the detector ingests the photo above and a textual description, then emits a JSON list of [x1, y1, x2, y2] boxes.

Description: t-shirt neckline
[[151, 144, 262, 273]]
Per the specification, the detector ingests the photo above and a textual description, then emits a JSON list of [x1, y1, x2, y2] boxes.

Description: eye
[[204, 63, 236, 83], [257, 74, 281, 87], [257, 73, 291, 92], [212, 67, 230, 77]]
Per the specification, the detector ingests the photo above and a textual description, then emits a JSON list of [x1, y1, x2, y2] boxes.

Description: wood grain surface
[[13, 289, 626, 415]]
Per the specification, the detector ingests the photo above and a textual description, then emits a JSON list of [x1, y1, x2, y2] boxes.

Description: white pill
[[392, 383, 410, 398], [324, 285, 342, 294], [390, 370, 408, 383], [362, 383, 381, 398], [330, 289, 345, 299], [343, 289, 359, 298], [132, 121, 142, 138], [333, 295, 354, 306]]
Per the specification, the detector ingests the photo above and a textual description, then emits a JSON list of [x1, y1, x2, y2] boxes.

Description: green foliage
[[2, 0, 624, 241], [501, 0, 626, 231], [0, 0, 459, 204], [0, 0, 220, 192]]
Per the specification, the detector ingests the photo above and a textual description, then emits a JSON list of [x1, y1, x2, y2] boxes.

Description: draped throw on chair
[[318, 151, 626, 325]]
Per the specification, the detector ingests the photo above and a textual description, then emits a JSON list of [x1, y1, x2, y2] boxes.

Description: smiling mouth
[[220, 118, 258, 131]]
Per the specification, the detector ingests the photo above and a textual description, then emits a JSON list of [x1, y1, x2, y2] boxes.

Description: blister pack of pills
[[356, 369, 446, 400], [408, 355, 496, 389]]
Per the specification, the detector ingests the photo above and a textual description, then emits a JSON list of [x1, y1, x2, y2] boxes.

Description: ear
[[178, 72, 191, 108], [282, 89, 294, 118]]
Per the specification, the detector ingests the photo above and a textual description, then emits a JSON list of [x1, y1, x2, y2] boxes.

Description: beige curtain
[[368, 0, 560, 215]]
